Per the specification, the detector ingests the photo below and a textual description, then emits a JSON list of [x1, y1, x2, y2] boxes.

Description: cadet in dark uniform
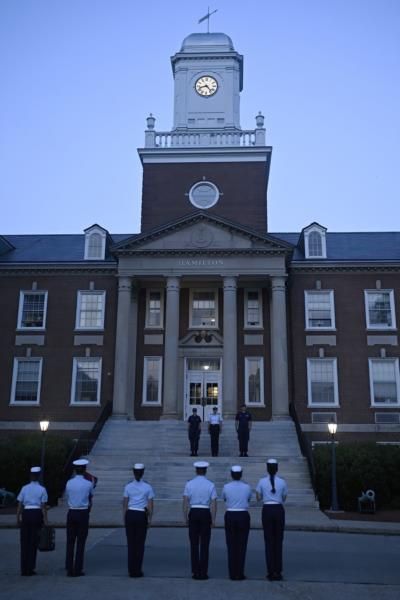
[[16, 466, 48, 576], [183, 461, 217, 580], [256, 458, 288, 581], [235, 404, 252, 457], [123, 463, 155, 578], [208, 406, 223, 456], [65, 458, 94, 577], [222, 465, 252, 580], [187, 407, 202, 456]]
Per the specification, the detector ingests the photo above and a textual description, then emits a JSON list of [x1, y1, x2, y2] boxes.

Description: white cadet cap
[[30, 466, 41, 473], [231, 465, 242, 473], [194, 461, 209, 468], [73, 459, 89, 466], [133, 463, 145, 470], [267, 458, 278, 464]]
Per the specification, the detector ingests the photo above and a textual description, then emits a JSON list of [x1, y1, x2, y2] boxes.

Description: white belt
[[227, 508, 248, 512], [191, 505, 209, 509], [24, 506, 41, 509], [69, 506, 89, 510], [128, 508, 145, 512], [264, 501, 280, 505]]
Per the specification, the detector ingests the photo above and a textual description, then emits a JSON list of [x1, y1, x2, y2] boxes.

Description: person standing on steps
[[183, 461, 217, 580], [123, 463, 155, 578], [16, 466, 48, 576], [65, 458, 94, 577], [222, 465, 252, 581], [235, 404, 252, 457], [187, 407, 202, 456], [208, 406, 223, 456], [256, 458, 288, 581]]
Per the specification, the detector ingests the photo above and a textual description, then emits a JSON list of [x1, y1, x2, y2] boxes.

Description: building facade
[[1, 33, 400, 444]]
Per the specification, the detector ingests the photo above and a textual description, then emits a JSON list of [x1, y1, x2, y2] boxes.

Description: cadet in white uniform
[[256, 458, 288, 581], [208, 406, 223, 456], [222, 465, 252, 580], [16, 466, 48, 576], [123, 463, 155, 578], [183, 461, 217, 580], [65, 458, 94, 577]]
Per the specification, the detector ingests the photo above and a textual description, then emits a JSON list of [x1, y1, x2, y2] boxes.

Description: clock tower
[[138, 32, 271, 233]]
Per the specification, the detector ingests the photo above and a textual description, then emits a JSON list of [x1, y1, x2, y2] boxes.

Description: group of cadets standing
[[17, 457, 287, 581]]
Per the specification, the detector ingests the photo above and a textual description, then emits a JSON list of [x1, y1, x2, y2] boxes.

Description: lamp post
[[328, 420, 339, 511], [39, 420, 49, 484]]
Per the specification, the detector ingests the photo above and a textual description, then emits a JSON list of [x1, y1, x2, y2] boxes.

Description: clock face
[[195, 76, 218, 97]]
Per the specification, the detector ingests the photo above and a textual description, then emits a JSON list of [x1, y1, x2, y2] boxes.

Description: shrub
[[313, 442, 400, 511]]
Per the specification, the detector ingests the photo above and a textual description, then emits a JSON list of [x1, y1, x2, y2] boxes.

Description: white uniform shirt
[[256, 475, 288, 504], [123, 479, 155, 510], [65, 475, 94, 509], [17, 481, 48, 508], [222, 480, 252, 510], [208, 413, 223, 425], [183, 476, 217, 507]]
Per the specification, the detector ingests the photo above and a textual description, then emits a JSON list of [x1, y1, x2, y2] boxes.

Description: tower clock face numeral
[[195, 76, 218, 97]]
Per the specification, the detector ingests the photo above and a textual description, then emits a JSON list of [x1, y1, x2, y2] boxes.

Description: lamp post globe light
[[328, 420, 339, 511], [39, 420, 50, 484]]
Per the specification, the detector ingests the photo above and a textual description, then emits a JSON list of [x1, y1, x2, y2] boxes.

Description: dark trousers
[[20, 509, 43, 575], [262, 504, 285, 576], [209, 425, 220, 456], [65, 509, 90, 575], [188, 508, 212, 578], [224, 511, 250, 579], [189, 433, 200, 455], [125, 510, 148, 576], [238, 430, 249, 454]]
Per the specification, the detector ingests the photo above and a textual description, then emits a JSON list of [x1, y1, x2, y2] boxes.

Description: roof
[[180, 33, 235, 53]]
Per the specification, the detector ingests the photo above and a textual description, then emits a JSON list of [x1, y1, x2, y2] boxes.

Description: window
[[245, 357, 264, 405], [304, 224, 327, 259], [10, 358, 42, 405], [244, 290, 263, 328], [17, 291, 48, 329], [84, 226, 106, 260], [305, 291, 335, 329], [189, 181, 220, 209], [307, 358, 339, 406], [76, 291, 106, 330], [145, 290, 164, 328], [71, 358, 102, 405], [190, 290, 218, 328], [142, 357, 162, 405], [365, 290, 396, 329], [369, 359, 400, 406]]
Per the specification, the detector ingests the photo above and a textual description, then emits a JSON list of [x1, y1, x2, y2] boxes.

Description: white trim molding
[[304, 290, 335, 330], [364, 289, 396, 330], [75, 290, 106, 330], [244, 289, 263, 329], [244, 356, 265, 406], [145, 288, 164, 329], [17, 290, 48, 330], [142, 356, 163, 406], [307, 357, 339, 407], [368, 357, 400, 407], [70, 357, 102, 406], [10, 357, 43, 405], [189, 288, 219, 329]]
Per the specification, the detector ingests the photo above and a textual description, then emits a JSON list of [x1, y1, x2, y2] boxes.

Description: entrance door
[[184, 358, 221, 421]]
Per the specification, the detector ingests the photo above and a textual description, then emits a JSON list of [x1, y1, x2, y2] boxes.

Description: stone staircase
[[71, 418, 319, 525]]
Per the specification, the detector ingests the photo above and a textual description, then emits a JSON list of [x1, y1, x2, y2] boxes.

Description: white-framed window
[[142, 357, 163, 405], [76, 291, 106, 330], [84, 227, 106, 260], [10, 358, 43, 405], [190, 289, 218, 328], [244, 289, 263, 328], [17, 291, 48, 330], [244, 357, 265, 406], [307, 358, 339, 407], [304, 224, 327, 259], [364, 290, 396, 329], [369, 358, 400, 407], [145, 289, 164, 328], [305, 290, 335, 329], [71, 357, 102, 405], [188, 181, 220, 209]]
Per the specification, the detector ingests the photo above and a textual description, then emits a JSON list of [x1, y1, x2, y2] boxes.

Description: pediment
[[112, 213, 292, 256], [179, 330, 223, 348]]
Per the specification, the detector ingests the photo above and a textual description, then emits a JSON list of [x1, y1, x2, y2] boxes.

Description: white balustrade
[[147, 128, 265, 148]]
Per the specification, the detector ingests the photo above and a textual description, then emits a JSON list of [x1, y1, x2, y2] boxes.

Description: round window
[[189, 181, 220, 209]]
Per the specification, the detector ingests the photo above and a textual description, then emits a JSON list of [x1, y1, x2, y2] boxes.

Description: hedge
[[0, 434, 74, 506], [313, 442, 400, 511]]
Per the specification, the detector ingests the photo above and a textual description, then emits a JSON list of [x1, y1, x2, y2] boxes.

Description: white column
[[223, 276, 237, 417], [270, 276, 289, 418], [162, 276, 180, 418], [112, 276, 131, 418], [126, 283, 138, 420]]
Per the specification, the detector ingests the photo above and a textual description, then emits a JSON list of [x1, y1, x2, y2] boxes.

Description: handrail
[[289, 402, 318, 499]]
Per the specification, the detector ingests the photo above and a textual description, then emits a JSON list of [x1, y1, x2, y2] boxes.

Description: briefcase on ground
[[38, 525, 56, 552]]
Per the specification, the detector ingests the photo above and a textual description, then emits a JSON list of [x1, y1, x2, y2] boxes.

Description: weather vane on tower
[[198, 7, 218, 33]]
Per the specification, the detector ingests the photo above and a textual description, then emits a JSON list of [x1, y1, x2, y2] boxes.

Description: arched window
[[308, 231, 323, 257], [87, 233, 103, 259]]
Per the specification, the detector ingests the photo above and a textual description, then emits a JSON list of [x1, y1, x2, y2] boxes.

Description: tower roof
[[180, 32, 235, 53]]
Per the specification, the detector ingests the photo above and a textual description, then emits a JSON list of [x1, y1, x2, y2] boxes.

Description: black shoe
[[237, 575, 247, 580], [244, 453, 248, 457], [266, 574, 274, 581], [198, 574, 209, 580], [75, 572, 85, 577], [28, 571, 37, 576], [274, 573, 283, 581], [67, 571, 74, 577], [130, 572, 143, 578]]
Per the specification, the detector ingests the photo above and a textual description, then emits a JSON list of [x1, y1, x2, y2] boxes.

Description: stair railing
[[289, 402, 318, 499]]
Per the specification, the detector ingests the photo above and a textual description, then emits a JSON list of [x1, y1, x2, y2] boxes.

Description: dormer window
[[303, 223, 327, 259], [84, 225, 107, 260]]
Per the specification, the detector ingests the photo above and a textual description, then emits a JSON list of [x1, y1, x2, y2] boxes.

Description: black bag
[[38, 525, 56, 552]]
